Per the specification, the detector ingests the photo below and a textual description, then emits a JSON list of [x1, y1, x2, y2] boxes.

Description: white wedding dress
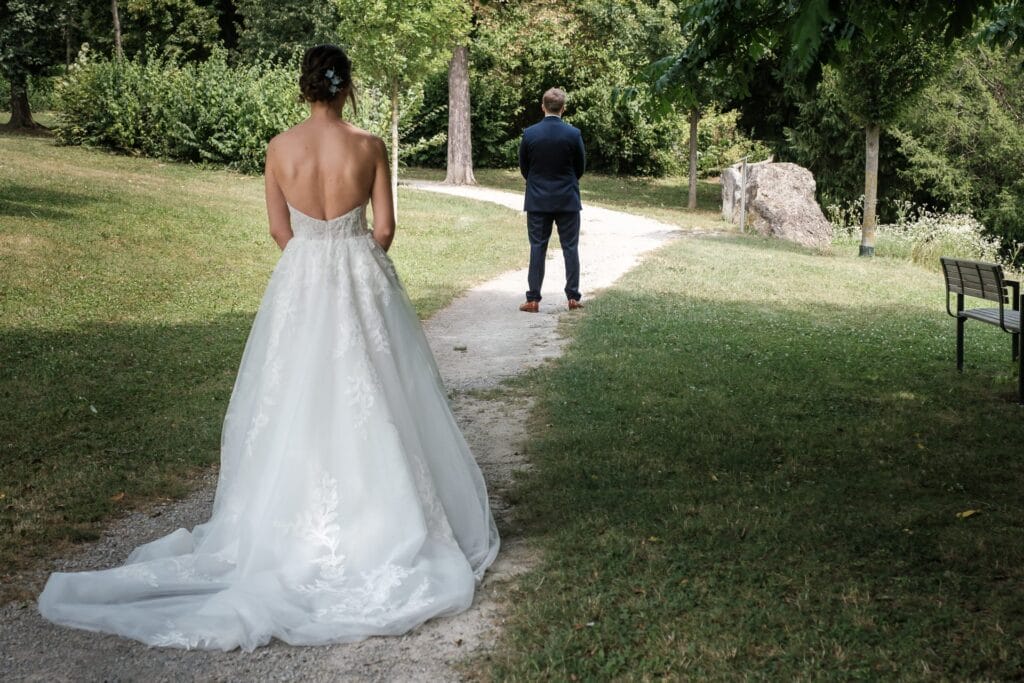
[[38, 204, 500, 651]]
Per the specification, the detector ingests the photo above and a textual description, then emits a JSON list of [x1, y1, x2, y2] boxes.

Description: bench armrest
[[998, 279, 1020, 333], [1006, 279, 1020, 311]]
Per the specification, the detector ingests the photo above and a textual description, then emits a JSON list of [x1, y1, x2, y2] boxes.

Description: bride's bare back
[[264, 108, 395, 250]]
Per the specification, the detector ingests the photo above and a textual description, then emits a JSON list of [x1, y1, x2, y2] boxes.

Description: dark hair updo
[[299, 44, 356, 112]]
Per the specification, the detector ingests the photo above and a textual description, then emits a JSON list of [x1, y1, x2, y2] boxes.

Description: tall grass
[[828, 198, 1020, 271]]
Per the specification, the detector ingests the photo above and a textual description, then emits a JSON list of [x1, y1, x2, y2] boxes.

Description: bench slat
[[957, 270, 997, 286], [951, 285, 1009, 303], [957, 276, 1002, 293], [941, 257, 1014, 306], [960, 307, 1022, 332]]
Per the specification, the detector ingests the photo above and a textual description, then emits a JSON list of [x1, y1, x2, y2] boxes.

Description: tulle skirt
[[39, 212, 500, 651]]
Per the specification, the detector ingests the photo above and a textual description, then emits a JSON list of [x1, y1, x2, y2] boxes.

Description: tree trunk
[[687, 108, 700, 210], [8, 71, 36, 129], [112, 0, 123, 59], [860, 122, 880, 256], [390, 78, 400, 215], [444, 45, 476, 185]]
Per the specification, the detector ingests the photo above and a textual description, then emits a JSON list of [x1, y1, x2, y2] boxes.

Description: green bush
[[53, 46, 404, 174], [54, 47, 307, 173]]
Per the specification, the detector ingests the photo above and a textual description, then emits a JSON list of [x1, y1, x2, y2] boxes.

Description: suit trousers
[[526, 211, 581, 302]]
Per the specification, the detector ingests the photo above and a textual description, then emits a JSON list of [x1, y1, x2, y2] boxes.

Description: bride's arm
[[264, 141, 293, 250], [370, 137, 395, 251]]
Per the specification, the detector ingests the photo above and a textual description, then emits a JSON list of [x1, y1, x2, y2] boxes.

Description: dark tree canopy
[[673, 0, 1023, 96], [0, 1, 65, 127]]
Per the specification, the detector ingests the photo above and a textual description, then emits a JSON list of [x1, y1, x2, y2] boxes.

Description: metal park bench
[[940, 257, 1022, 403]]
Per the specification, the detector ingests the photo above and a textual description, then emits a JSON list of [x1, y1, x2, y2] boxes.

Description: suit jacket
[[518, 115, 586, 213]]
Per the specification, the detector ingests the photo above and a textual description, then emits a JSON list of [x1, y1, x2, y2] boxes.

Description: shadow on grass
[[0, 314, 254, 588], [501, 286, 1024, 678], [0, 123, 54, 139], [0, 182, 111, 222]]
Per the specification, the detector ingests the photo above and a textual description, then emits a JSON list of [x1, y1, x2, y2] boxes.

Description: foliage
[[782, 67, 906, 218], [832, 34, 949, 128], [891, 47, 1024, 252], [334, 0, 469, 198], [234, 0, 342, 62], [676, 0, 1016, 95], [0, 1, 64, 77], [976, 1, 1024, 51], [488, 232, 1024, 679], [0, 0, 65, 116], [695, 107, 771, 176], [784, 46, 1024, 258], [0, 75, 57, 112], [120, 0, 222, 61], [64, 0, 224, 62], [405, 0, 693, 175], [335, 0, 470, 91], [51, 40, 430, 174], [54, 47, 306, 173], [669, 1, 1023, 161]]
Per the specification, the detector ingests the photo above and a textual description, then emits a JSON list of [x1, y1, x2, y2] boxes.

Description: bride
[[38, 44, 500, 651]]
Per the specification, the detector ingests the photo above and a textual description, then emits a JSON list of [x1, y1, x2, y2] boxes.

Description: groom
[[517, 87, 586, 312]]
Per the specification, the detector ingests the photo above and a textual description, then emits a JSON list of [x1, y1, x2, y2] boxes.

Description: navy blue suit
[[518, 115, 586, 302]]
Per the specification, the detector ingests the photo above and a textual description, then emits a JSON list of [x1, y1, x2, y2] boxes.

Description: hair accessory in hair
[[325, 69, 344, 95]]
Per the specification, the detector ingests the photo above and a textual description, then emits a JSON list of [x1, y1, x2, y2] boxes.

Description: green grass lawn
[[487, 234, 1024, 679], [0, 128, 523, 599], [405, 166, 730, 231]]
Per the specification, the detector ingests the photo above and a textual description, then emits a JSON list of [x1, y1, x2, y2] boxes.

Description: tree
[[977, 2, 1024, 52], [112, 0, 124, 58], [444, 44, 475, 185], [649, 55, 719, 210], [671, 0, 1020, 254], [0, 1, 65, 128], [831, 36, 947, 255], [336, 0, 471, 212]]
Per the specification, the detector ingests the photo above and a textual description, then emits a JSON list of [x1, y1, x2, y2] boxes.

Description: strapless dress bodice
[[288, 203, 370, 240]]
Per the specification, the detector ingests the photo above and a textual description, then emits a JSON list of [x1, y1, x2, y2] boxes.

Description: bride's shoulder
[[343, 123, 383, 143], [342, 124, 387, 156], [266, 125, 300, 153]]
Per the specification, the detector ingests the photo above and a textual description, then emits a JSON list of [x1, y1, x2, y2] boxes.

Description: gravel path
[[1, 183, 686, 682]]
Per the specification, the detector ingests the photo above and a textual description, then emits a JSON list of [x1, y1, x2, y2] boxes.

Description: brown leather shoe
[[519, 301, 539, 313], [568, 299, 584, 310]]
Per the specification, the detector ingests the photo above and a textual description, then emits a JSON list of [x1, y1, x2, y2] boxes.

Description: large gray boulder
[[721, 161, 832, 250]]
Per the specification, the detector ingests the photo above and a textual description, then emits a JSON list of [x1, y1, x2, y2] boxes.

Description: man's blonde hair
[[542, 87, 567, 114]]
